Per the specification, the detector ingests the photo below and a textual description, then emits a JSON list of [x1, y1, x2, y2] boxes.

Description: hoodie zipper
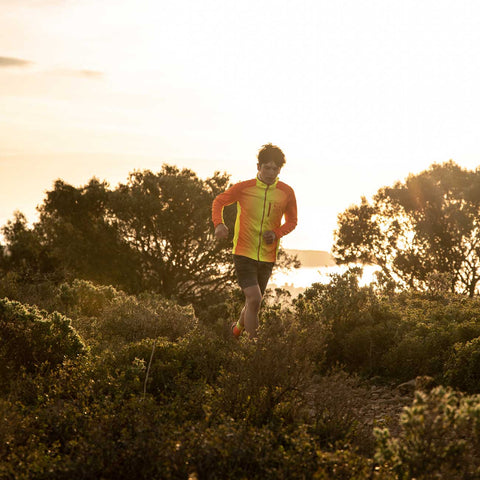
[[257, 184, 270, 261]]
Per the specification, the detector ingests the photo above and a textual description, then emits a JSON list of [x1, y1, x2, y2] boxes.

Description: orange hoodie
[[212, 177, 297, 263]]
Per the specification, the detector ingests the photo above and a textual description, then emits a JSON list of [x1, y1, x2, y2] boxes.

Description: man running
[[212, 143, 298, 338]]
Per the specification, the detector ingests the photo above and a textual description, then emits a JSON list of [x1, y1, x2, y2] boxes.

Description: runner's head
[[257, 144, 285, 185], [257, 143, 286, 169]]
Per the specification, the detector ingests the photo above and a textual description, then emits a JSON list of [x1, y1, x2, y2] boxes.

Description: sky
[[1, 0, 480, 252]]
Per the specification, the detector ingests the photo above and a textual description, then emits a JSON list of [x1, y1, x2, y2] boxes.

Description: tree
[[0, 211, 55, 279], [108, 165, 236, 304], [333, 161, 480, 296], [5, 166, 238, 304], [36, 178, 139, 290]]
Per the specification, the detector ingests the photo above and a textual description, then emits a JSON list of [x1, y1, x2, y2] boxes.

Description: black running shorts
[[233, 254, 274, 295]]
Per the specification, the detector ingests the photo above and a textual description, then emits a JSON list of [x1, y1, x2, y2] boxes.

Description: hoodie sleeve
[[211, 183, 241, 227], [272, 187, 297, 239]]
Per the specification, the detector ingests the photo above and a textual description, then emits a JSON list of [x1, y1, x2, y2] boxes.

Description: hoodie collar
[[256, 175, 278, 189]]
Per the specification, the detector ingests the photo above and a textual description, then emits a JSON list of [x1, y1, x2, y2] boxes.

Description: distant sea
[[270, 264, 378, 294]]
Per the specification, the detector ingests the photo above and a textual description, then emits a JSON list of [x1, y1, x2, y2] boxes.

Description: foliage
[[295, 269, 480, 385], [313, 449, 393, 480], [0, 211, 56, 280], [0, 167, 238, 306], [38, 178, 139, 290], [382, 292, 480, 382], [3, 265, 480, 477], [182, 421, 318, 480], [107, 166, 236, 304], [375, 386, 480, 479], [211, 308, 322, 428], [0, 297, 85, 388], [56, 279, 197, 350], [446, 336, 480, 393], [334, 161, 480, 296], [295, 268, 401, 376]]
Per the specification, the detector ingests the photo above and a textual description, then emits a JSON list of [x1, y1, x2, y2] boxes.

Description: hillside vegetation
[[2, 271, 480, 479], [2, 161, 480, 478]]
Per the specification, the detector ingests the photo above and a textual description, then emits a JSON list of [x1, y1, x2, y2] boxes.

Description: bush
[[295, 269, 401, 376], [211, 309, 321, 427], [0, 394, 186, 480], [0, 298, 85, 388], [182, 420, 318, 480], [383, 294, 480, 383], [446, 336, 480, 393], [375, 386, 480, 479], [313, 449, 393, 480], [296, 274, 480, 383], [56, 280, 197, 350], [0, 271, 61, 312], [307, 370, 382, 454]]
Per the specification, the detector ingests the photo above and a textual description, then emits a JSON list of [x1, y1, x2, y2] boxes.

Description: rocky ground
[[306, 373, 435, 454]]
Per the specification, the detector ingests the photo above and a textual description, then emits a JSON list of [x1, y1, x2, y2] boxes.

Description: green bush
[[56, 280, 197, 350], [383, 294, 480, 383], [211, 309, 322, 427], [0, 394, 186, 480], [313, 449, 393, 480], [375, 386, 480, 479], [296, 274, 480, 384], [0, 298, 85, 388], [295, 269, 401, 376], [57, 279, 118, 317], [446, 336, 480, 393], [182, 420, 318, 480]]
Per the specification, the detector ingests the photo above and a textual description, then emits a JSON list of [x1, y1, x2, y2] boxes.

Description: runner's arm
[[272, 189, 298, 239], [212, 184, 241, 228]]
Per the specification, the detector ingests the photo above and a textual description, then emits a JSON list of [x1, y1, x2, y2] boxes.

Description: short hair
[[257, 143, 286, 168]]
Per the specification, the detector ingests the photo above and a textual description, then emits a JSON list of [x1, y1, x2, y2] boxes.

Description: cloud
[[0, 56, 33, 68], [3, 0, 65, 6], [77, 69, 104, 79], [0, 56, 104, 79], [51, 68, 104, 79]]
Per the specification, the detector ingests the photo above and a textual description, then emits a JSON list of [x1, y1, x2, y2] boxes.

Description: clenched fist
[[215, 223, 229, 240], [262, 230, 276, 245]]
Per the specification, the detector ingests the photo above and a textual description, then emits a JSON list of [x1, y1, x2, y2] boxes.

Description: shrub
[[375, 386, 480, 479], [313, 449, 394, 480], [446, 336, 480, 393], [0, 298, 85, 388], [57, 279, 118, 317], [307, 370, 384, 454], [383, 294, 480, 382], [56, 280, 197, 350], [181, 420, 318, 480], [211, 309, 321, 427], [295, 269, 401, 376], [0, 271, 61, 312], [0, 394, 186, 480], [95, 294, 197, 348]]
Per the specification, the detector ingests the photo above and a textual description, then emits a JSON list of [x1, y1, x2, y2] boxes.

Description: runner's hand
[[263, 230, 276, 245], [215, 223, 229, 240]]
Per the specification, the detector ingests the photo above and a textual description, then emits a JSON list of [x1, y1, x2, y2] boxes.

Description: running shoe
[[231, 321, 244, 339]]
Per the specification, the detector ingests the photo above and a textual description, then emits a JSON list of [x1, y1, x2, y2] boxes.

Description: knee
[[246, 294, 262, 311]]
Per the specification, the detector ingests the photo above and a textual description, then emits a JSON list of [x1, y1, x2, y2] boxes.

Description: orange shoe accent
[[231, 322, 243, 338]]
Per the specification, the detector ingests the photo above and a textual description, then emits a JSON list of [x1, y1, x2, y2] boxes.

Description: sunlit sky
[[1, 0, 480, 251]]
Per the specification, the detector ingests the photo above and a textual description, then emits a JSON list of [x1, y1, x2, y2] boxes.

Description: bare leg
[[242, 284, 263, 338]]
